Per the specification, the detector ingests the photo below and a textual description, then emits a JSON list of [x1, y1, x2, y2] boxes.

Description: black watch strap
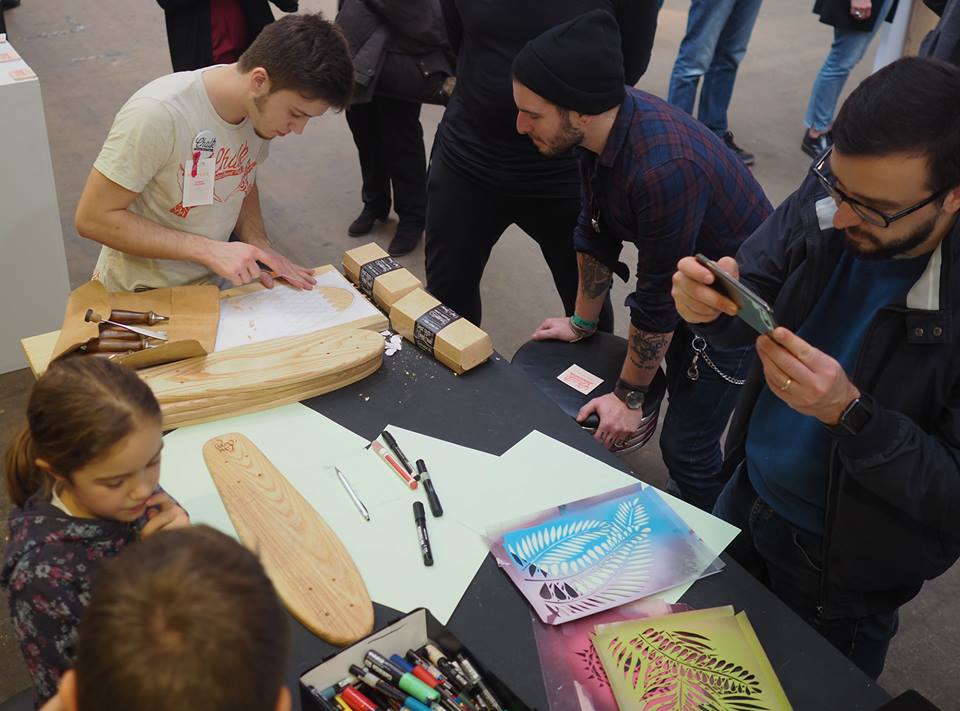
[[828, 397, 871, 436], [614, 379, 647, 410]]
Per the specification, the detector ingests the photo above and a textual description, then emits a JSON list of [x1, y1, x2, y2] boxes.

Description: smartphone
[[694, 253, 778, 335]]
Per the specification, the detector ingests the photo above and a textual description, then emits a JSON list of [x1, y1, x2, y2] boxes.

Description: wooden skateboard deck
[[203, 433, 375, 646], [140, 328, 383, 429]]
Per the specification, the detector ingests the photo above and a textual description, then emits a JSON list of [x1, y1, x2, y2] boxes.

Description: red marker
[[340, 686, 381, 711], [371, 441, 418, 490]]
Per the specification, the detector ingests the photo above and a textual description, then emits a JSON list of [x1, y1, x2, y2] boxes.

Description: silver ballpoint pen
[[334, 467, 370, 521]]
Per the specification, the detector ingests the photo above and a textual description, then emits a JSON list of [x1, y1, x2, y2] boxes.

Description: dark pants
[[713, 464, 899, 679], [345, 96, 427, 230], [660, 324, 753, 511], [424, 149, 613, 329]]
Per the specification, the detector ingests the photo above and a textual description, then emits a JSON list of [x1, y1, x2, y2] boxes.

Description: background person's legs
[[424, 151, 512, 326], [345, 100, 390, 235], [376, 96, 427, 255]]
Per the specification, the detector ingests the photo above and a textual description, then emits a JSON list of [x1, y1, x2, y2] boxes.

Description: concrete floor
[[1, 0, 958, 706]]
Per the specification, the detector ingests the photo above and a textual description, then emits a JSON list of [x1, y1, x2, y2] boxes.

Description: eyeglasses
[[810, 146, 947, 228]]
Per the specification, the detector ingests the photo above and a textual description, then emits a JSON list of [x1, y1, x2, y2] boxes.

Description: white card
[[557, 364, 604, 395], [182, 156, 215, 207]]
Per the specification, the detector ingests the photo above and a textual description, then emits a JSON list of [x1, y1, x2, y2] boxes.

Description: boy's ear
[[275, 686, 292, 711], [55, 669, 79, 711]]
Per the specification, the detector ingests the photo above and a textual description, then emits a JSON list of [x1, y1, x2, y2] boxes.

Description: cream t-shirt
[[92, 68, 269, 292]]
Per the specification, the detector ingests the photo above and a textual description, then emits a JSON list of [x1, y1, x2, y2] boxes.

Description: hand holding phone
[[694, 254, 778, 335]]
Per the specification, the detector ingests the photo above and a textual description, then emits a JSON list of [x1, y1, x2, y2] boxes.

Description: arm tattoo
[[628, 330, 671, 372], [579, 254, 613, 300]]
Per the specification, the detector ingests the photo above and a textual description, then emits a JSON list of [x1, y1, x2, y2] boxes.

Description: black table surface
[[281, 345, 890, 710]]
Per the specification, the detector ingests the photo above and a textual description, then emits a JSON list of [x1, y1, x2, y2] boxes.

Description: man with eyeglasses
[[671, 56, 960, 678]]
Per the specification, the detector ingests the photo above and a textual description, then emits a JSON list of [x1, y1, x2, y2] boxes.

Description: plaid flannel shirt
[[573, 88, 772, 333]]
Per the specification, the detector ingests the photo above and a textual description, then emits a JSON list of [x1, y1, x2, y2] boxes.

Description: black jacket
[[921, 0, 960, 66], [813, 0, 899, 32], [156, 0, 298, 72], [699, 173, 960, 619], [336, 0, 451, 105]]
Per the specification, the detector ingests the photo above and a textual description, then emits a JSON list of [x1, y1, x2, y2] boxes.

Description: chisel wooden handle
[[98, 326, 143, 341], [109, 309, 169, 326], [83, 338, 150, 353]]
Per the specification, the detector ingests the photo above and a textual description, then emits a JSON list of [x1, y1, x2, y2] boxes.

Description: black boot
[[388, 224, 423, 256], [348, 207, 388, 237], [722, 131, 754, 167], [801, 130, 832, 159]]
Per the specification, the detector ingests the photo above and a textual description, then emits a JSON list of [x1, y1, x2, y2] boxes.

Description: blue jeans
[[667, 0, 763, 135], [804, 0, 896, 132], [713, 465, 899, 679], [658, 324, 753, 512]]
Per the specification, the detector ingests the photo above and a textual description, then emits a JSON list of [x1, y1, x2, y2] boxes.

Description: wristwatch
[[828, 397, 872, 436], [613, 379, 647, 410]]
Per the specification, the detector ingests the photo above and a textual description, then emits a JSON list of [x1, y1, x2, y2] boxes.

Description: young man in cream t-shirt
[[75, 14, 353, 292]]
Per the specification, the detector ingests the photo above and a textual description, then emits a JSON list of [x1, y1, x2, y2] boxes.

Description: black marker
[[416, 459, 444, 517], [413, 501, 434, 566], [382, 429, 414, 475]]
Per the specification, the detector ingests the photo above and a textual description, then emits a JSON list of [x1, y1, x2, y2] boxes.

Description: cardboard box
[[343, 243, 422, 311], [49, 280, 220, 371], [389, 289, 492, 374], [299, 608, 529, 711]]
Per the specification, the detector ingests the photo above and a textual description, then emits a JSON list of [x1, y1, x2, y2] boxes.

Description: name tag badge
[[183, 129, 217, 207]]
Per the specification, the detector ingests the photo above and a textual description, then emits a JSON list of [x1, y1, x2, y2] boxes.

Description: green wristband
[[571, 313, 599, 331]]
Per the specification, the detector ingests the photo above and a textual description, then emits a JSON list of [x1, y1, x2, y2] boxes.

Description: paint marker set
[[300, 609, 528, 711]]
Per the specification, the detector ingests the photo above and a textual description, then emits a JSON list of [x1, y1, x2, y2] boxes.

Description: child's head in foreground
[[47, 525, 291, 711]]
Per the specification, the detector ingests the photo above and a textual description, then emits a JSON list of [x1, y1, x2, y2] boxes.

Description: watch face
[[625, 390, 645, 410]]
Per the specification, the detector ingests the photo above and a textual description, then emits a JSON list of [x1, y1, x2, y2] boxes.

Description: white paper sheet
[[481, 431, 740, 603], [213, 269, 382, 351]]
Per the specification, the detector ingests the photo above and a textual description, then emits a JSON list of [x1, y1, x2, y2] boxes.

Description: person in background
[[801, 0, 898, 158], [337, 0, 454, 256], [37, 526, 290, 711], [667, 0, 764, 166], [1, 357, 189, 706], [518, 10, 770, 511], [424, 0, 659, 328], [673, 57, 960, 678], [921, 0, 960, 66], [156, 0, 300, 72]]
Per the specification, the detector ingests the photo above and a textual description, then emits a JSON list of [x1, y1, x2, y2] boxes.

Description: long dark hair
[[3, 357, 161, 507]]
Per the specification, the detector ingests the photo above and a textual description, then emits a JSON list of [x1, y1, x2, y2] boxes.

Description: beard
[[842, 213, 939, 260], [532, 115, 584, 156]]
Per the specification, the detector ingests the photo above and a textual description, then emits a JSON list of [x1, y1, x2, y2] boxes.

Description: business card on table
[[0, 50, 20, 63], [557, 364, 603, 395]]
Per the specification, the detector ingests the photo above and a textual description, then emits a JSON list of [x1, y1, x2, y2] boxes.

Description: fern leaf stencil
[[492, 484, 718, 624]]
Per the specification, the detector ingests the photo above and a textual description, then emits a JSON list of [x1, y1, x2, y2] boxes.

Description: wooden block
[[389, 288, 492, 374], [343, 243, 422, 311], [140, 329, 384, 429], [203, 433, 374, 646]]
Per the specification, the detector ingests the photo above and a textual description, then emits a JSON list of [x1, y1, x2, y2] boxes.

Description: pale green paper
[[482, 431, 740, 603], [160, 406, 494, 624]]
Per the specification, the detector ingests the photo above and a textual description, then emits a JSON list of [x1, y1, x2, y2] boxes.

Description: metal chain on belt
[[685, 335, 746, 386]]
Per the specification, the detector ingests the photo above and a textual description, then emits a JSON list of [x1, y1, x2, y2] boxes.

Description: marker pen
[[307, 685, 340, 711], [350, 665, 433, 711], [364, 650, 440, 704], [340, 685, 384, 711], [456, 655, 505, 711], [333, 695, 352, 711], [371, 441, 418, 489], [424, 645, 472, 693], [416, 459, 444, 516], [381, 430, 414, 474], [413, 501, 434, 566]]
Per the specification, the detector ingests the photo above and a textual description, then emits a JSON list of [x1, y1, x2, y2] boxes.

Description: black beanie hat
[[512, 9, 626, 115]]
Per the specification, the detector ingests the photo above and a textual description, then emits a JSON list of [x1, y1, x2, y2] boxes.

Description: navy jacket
[[699, 173, 960, 618]]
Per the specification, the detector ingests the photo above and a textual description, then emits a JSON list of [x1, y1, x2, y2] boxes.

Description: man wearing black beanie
[[425, 0, 659, 330], [520, 10, 772, 512]]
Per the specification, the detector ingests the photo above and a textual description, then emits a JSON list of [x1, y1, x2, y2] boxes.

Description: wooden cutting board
[[203, 433, 374, 646], [140, 328, 383, 429]]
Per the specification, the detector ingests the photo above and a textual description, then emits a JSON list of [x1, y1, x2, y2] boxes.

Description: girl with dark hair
[[1, 357, 189, 706]]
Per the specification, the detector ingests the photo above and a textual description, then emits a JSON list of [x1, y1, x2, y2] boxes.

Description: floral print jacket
[[0, 492, 145, 706]]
